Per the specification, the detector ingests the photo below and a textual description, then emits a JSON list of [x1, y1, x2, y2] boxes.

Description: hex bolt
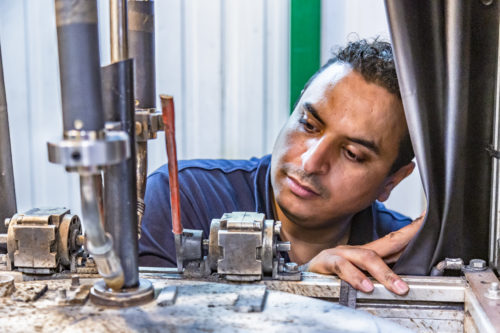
[[485, 282, 500, 299], [71, 275, 80, 288], [469, 259, 486, 269], [285, 262, 298, 272]]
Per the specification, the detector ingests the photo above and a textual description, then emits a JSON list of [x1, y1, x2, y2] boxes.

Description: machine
[[0, 0, 499, 332]]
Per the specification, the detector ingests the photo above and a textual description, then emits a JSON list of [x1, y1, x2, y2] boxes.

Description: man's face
[[271, 62, 407, 228]]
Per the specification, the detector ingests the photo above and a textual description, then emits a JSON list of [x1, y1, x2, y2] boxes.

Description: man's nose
[[301, 137, 331, 175]]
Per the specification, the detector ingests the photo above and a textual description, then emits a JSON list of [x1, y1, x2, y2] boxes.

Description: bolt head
[[4, 219, 10, 228], [274, 221, 282, 235], [285, 262, 298, 272], [470, 259, 486, 268]]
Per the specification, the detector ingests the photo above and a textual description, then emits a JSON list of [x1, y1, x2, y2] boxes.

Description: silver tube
[[489, 15, 500, 270], [80, 174, 124, 290], [110, 0, 128, 62], [0, 43, 17, 230]]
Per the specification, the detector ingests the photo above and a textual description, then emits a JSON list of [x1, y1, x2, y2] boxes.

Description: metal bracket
[[135, 108, 164, 142], [339, 280, 357, 308]]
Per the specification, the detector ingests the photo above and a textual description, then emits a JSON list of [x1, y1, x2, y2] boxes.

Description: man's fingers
[[362, 210, 426, 258], [308, 247, 409, 295], [335, 247, 409, 295], [308, 252, 374, 293]]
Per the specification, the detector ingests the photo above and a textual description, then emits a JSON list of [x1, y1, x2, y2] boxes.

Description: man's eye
[[344, 148, 364, 163], [299, 118, 317, 133]]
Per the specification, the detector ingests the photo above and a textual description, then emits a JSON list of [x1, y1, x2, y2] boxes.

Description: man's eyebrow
[[346, 137, 380, 155], [303, 102, 325, 125]]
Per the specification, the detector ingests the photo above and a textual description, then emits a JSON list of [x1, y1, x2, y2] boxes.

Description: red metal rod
[[160, 94, 183, 235]]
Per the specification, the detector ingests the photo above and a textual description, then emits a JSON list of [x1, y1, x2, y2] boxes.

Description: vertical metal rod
[[55, 0, 105, 132], [128, 0, 156, 237], [80, 175, 108, 247], [160, 95, 182, 235], [489, 13, 500, 269], [0, 43, 17, 231], [128, 0, 156, 108], [110, 0, 129, 63], [55, 0, 124, 290]]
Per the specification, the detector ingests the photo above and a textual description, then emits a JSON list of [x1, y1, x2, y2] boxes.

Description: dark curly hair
[[296, 39, 414, 174]]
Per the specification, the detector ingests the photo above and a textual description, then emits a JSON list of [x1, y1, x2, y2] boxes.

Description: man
[[139, 39, 424, 296]]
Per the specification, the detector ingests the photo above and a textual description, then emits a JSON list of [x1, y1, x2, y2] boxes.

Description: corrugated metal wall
[[0, 0, 290, 216]]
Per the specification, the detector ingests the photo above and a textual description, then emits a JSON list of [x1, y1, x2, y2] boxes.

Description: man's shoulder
[[372, 201, 412, 236], [149, 155, 272, 179]]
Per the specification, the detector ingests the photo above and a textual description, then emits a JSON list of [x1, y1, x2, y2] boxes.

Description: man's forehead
[[301, 62, 353, 102]]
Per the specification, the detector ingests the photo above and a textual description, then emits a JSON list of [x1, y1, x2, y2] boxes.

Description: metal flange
[[90, 278, 154, 307], [47, 130, 130, 172]]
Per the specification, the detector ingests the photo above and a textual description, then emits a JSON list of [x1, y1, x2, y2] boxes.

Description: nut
[[284, 262, 298, 272]]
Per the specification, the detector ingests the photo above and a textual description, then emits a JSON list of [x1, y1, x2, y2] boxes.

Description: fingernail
[[394, 279, 409, 294], [361, 279, 374, 292]]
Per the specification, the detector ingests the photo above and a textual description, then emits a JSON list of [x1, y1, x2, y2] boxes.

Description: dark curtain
[[385, 0, 499, 274]]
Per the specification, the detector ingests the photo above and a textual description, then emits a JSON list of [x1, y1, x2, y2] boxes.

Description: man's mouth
[[286, 175, 320, 199]]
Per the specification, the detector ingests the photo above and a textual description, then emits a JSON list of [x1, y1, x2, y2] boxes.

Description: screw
[[470, 259, 486, 269], [71, 275, 80, 288], [276, 241, 291, 252], [285, 262, 298, 272]]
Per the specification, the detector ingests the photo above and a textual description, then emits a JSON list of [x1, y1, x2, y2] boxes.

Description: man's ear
[[377, 161, 416, 202]]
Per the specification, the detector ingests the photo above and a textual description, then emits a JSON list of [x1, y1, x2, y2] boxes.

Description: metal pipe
[[489, 8, 500, 269], [110, 0, 129, 63], [80, 174, 124, 290], [80, 175, 108, 247], [55, 0, 105, 132], [128, 0, 155, 108], [0, 43, 17, 231], [55, 0, 124, 290], [160, 95, 182, 235], [128, 0, 156, 237], [102, 58, 139, 288]]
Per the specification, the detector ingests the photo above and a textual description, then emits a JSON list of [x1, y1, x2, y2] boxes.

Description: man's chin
[[278, 200, 319, 226]]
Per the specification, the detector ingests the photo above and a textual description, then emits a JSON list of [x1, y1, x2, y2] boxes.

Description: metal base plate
[[90, 278, 154, 307]]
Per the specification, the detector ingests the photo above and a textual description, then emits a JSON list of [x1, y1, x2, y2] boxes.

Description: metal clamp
[[47, 130, 130, 173], [135, 108, 164, 142], [207, 212, 300, 281], [4, 207, 83, 274]]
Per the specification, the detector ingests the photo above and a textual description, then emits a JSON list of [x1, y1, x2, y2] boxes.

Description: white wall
[[0, 0, 289, 217], [322, 0, 426, 219]]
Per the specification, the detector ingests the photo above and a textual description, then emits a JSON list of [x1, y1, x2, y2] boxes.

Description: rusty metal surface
[[0, 276, 410, 332], [464, 269, 500, 332]]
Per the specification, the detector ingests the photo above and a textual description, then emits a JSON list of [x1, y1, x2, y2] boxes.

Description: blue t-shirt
[[138, 155, 412, 267]]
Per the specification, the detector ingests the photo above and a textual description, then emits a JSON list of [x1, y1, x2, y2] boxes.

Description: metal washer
[[90, 278, 154, 307]]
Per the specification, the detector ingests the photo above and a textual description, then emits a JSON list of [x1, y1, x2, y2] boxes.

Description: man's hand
[[305, 212, 425, 295]]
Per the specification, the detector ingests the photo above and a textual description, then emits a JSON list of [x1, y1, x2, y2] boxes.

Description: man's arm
[[304, 212, 425, 295]]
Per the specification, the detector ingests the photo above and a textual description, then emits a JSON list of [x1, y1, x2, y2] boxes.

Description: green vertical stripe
[[290, 0, 321, 112]]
